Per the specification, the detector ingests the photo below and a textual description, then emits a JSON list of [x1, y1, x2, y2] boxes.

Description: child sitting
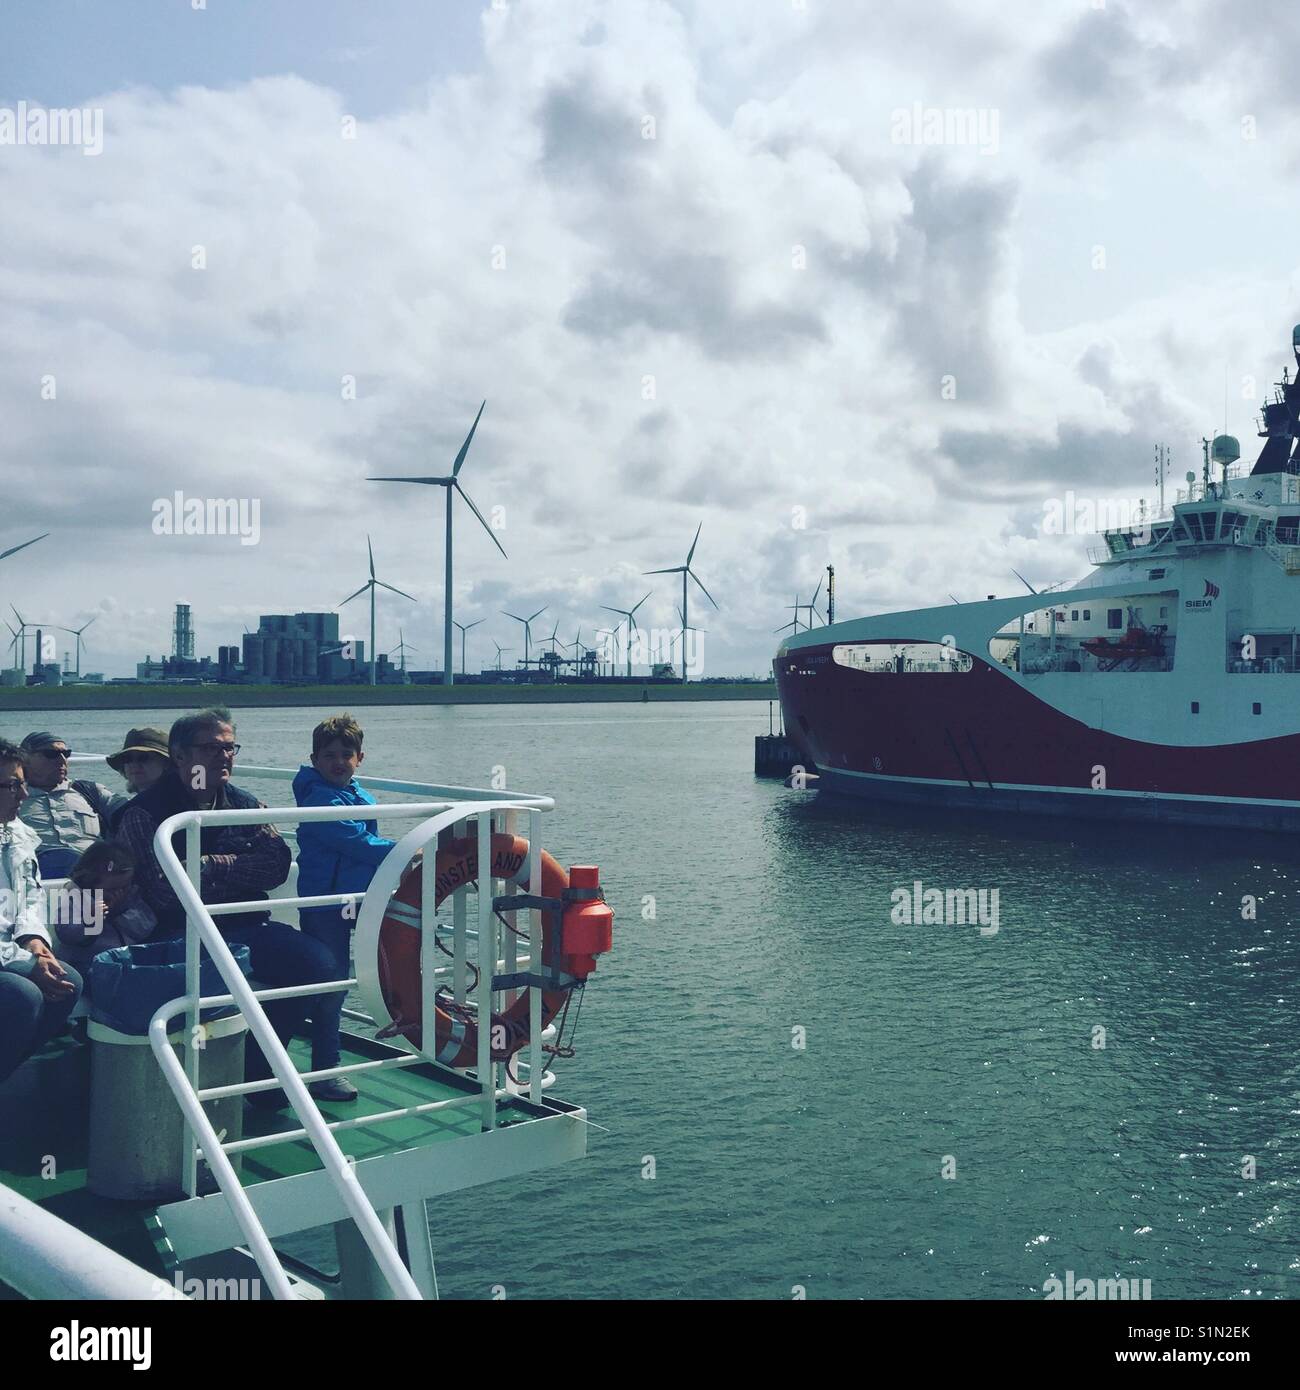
[[293, 714, 398, 1102], [60, 839, 158, 973]]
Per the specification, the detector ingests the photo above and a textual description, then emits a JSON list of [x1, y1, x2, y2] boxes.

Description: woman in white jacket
[[0, 739, 82, 1082]]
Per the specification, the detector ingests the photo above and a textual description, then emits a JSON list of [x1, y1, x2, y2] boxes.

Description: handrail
[[149, 790, 553, 1301], [0, 1182, 189, 1300]]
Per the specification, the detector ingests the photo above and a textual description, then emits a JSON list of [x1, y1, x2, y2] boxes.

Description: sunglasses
[[34, 747, 71, 759], [190, 742, 240, 757]]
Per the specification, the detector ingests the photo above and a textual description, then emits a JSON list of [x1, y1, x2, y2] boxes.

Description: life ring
[[376, 832, 572, 1069]]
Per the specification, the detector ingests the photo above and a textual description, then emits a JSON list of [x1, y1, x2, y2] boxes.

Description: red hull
[[774, 646, 1300, 806]]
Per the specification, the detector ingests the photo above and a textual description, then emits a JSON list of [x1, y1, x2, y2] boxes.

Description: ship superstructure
[[775, 327, 1300, 829]]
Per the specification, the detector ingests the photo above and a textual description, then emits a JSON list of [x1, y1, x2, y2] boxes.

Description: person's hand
[[26, 942, 75, 1000]]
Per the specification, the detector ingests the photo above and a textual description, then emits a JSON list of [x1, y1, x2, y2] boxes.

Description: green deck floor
[[0, 1026, 534, 1295]]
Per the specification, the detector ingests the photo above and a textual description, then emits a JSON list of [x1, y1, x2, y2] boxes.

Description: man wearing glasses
[[16, 731, 120, 879], [117, 709, 335, 1109], [0, 738, 83, 1082]]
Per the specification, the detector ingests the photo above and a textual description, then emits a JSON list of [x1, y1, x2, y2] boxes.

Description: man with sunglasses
[[17, 731, 120, 879], [117, 709, 335, 1109], [0, 738, 83, 1082]]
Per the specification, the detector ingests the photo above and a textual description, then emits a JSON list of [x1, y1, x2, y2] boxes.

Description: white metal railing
[[0, 1183, 189, 1301], [144, 777, 556, 1302]]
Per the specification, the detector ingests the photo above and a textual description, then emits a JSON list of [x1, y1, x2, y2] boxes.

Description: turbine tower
[[599, 591, 652, 679], [338, 535, 416, 686], [502, 606, 547, 669], [452, 618, 483, 676], [644, 522, 718, 681], [59, 616, 97, 677], [368, 401, 507, 687]]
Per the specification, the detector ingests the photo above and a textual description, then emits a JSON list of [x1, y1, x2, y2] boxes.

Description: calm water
[[32, 703, 1300, 1299]]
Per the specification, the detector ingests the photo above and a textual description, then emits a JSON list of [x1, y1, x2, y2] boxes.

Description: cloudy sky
[[2, 0, 1298, 678]]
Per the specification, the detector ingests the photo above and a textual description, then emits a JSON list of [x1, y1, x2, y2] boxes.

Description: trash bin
[[87, 939, 252, 1201]]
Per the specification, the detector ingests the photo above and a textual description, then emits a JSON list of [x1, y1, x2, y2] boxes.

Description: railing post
[[420, 831, 436, 1065], [476, 810, 495, 1131], [453, 814, 467, 1005], [528, 807, 542, 1104], [183, 820, 202, 1197]]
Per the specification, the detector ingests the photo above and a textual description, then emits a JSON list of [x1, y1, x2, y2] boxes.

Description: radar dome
[[1212, 434, 1241, 465]]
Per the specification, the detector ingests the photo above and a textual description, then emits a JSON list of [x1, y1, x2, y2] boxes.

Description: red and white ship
[[774, 326, 1300, 830]]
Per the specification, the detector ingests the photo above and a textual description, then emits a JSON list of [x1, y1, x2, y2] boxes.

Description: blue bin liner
[[88, 938, 253, 1036]]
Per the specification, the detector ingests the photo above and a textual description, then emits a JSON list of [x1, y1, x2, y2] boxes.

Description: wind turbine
[[674, 603, 705, 677], [9, 605, 44, 671], [388, 626, 417, 677], [0, 533, 48, 563], [338, 535, 416, 686], [59, 616, 97, 677], [492, 641, 511, 672], [4, 620, 20, 669], [599, 591, 652, 678], [798, 576, 825, 629], [643, 522, 718, 681], [502, 606, 547, 669], [776, 591, 807, 635], [594, 628, 616, 678], [452, 618, 483, 676], [368, 401, 507, 687]]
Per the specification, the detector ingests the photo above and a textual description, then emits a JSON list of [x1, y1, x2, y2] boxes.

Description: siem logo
[[1203, 580, 1220, 599]]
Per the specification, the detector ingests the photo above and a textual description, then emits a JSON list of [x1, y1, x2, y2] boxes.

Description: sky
[[2, 0, 1299, 679]]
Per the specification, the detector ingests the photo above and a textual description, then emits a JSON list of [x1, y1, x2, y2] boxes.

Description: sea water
[[35, 703, 1299, 1299]]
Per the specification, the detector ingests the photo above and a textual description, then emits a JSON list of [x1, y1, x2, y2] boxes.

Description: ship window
[[1191, 701, 1199, 714], [1185, 515, 1203, 541], [1219, 512, 1242, 538], [1253, 702, 1262, 715], [1148, 568, 1166, 579], [1278, 516, 1300, 544], [1107, 609, 1123, 630], [1071, 610, 1078, 621], [1172, 522, 1189, 541], [1083, 610, 1091, 621], [831, 642, 972, 674], [1160, 607, 1168, 619]]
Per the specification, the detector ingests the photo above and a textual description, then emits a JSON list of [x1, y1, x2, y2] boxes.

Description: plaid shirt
[[116, 770, 289, 935]]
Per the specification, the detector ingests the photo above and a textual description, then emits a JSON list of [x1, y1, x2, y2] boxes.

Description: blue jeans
[[0, 963, 85, 1082], [299, 909, 352, 1071], [216, 921, 337, 1085]]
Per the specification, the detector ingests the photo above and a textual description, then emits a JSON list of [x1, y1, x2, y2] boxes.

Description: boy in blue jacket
[[293, 714, 397, 1101]]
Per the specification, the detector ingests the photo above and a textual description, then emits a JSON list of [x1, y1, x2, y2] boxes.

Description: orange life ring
[[376, 832, 571, 1069]]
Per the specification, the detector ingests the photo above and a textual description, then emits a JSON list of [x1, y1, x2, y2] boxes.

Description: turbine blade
[[688, 569, 719, 608], [367, 535, 375, 578], [0, 533, 49, 562], [375, 580, 416, 602], [452, 400, 486, 478], [367, 476, 445, 484], [1011, 569, 1037, 596], [455, 481, 508, 558], [529, 607, 547, 623], [339, 584, 369, 606], [631, 591, 652, 614], [643, 566, 684, 576], [687, 521, 702, 566], [811, 576, 822, 606]]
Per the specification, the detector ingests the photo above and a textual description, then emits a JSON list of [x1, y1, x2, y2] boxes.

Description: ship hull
[[774, 645, 1300, 832]]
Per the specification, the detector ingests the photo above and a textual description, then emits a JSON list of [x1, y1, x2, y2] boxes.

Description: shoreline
[[0, 680, 778, 713]]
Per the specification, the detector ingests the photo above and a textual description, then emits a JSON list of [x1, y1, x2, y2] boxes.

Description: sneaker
[[245, 1086, 289, 1112], [310, 1077, 359, 1103]]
